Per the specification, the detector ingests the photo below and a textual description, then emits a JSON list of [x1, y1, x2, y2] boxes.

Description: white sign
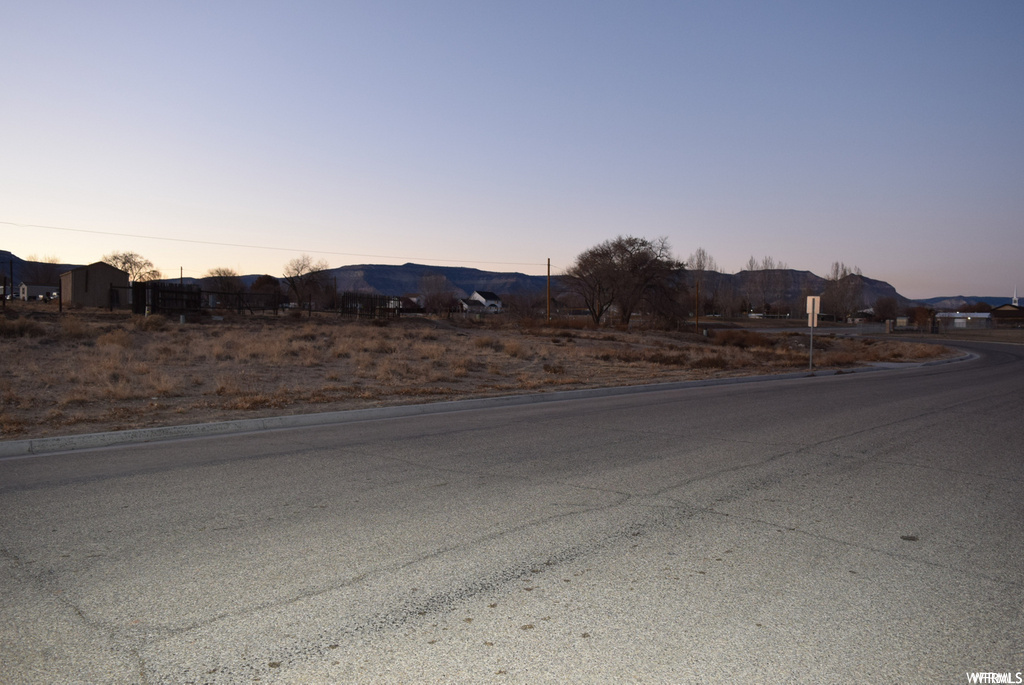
[[806, 296, 820, 328]]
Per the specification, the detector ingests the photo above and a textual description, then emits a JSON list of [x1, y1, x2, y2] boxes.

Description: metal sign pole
[[807, 296, 820, 375], [809, 315, 814, 374]]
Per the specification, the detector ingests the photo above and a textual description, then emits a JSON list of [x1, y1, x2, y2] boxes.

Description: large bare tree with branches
[[204, 267, 243, 294], [102, 251, 162, 284], [565, 241, 617, 325], [611, 236, 683, 325], [282, 254, 330, 306], [566, 235, 684, 326]]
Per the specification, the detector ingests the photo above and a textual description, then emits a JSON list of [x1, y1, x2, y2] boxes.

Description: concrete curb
[[0, 352, 974, 459]]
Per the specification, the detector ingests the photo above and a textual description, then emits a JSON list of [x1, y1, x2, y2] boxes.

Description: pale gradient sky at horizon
[[1, 1, 1021, 299]]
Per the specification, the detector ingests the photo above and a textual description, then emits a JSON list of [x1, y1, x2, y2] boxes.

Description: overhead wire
[[0, 220, 555, 270]]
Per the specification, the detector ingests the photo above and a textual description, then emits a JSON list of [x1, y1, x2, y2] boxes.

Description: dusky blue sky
[[1, 1, 1021, 299]]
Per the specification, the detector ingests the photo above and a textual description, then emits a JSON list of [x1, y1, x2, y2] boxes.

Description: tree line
[[563, 236, 877, 326], [42, 243, 886, 323]]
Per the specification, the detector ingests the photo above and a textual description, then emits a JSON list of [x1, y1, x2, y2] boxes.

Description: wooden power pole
[[546, 258, 551, 322]]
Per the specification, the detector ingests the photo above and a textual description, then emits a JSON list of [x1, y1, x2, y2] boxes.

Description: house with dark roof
[[991, 303, 1023, 327], [18, 282, 58, 301], [458, 298, 488, 314], [469, 291, 502, 312]]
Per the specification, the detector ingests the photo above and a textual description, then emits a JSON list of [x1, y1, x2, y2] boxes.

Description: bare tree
[[687, 248, 720, 317], [282, 254, 330, 306], [250, 274, 285, 310], [566, 236, 684, 326], [821, 261, 863, 321], [907, 306, 934, 331], [251, 275, 282, 294], [22, 254, 63, 285], [873, 296, 898, 322], [102, 251, 162, 284], [741, 255, 788, 315], [717, 279, 743, 318], [763, 256, 790, 315], [204, 267, 243, 293], [610, 236, 682, 325], [419, 272, 459, 316], [741, 256, 764, 314], [565, 241, 618, 325]]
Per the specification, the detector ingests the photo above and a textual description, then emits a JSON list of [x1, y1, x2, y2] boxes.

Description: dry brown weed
[[0, 311, 954, 440]]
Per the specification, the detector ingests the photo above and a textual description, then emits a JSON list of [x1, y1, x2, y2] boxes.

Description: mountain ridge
[[0, 250, 1008, 308]]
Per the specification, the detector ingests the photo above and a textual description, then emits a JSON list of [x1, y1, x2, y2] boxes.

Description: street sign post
[[807, 296, 820, 374]]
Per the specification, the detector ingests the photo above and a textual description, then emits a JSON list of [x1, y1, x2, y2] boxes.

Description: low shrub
[[59, 316, 94, 340], [0, 317, 45, 338], [713, 329, 771, 349], [646, 351, 689, 366], [97, 329, 134, 348], [289, 324, 321, 342], [691, 354, 730, 369], [504, 341, 530, 358], [817, 350, 858, 366], [369, 339, 397, 354], [133, 314, 169, 331], [473, 336, 503, 352], [412, 342, 446, 361]]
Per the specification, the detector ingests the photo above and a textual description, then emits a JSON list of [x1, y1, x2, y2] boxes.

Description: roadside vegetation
[[1, 304, 951, 440]]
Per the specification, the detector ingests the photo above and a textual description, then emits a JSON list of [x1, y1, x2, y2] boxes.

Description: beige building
[[60, 262, 130, 309]]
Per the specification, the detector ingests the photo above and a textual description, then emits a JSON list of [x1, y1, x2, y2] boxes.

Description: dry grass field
[[1, 304, 953, 441]]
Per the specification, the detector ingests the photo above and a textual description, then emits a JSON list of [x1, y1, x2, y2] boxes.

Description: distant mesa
[[0, 250, 1010, 308]]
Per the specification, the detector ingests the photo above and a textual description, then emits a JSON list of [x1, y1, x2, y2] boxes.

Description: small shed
[[60, 262, 130, 309]]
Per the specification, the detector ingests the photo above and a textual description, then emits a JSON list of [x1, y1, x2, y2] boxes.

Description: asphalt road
[[2, 341, 1022, 684]]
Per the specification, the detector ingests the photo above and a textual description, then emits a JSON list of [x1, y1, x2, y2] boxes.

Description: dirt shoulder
[[1, 304, 955, 441]]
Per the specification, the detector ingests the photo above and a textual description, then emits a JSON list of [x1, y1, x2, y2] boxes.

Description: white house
[[469, 291, 502, 312], [18, 282, 58, 301]]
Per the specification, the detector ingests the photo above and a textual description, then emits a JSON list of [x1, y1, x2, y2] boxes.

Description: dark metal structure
[[132, 282, 202, 315]]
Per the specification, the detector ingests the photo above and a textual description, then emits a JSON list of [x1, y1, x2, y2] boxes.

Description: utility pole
[[544, 259, 552, 323]]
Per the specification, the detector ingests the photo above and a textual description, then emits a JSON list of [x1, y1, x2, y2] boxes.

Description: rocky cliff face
[[688, 269, 913, 312]]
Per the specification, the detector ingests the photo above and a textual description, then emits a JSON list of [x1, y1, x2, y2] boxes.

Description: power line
[[1, 220, 549, 269]]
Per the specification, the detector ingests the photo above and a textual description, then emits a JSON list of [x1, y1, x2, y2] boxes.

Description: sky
[[1, 1, 1021, 300]]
